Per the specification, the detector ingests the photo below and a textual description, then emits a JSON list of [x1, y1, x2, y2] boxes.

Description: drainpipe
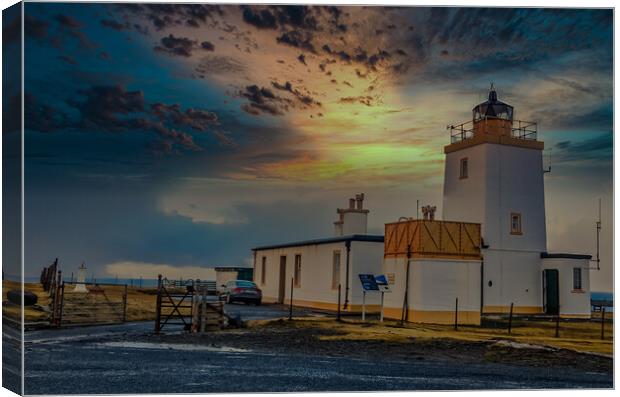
[[480, 256, 484, 314], [343, 240, 351, 310], [401, 244, 412, 324]]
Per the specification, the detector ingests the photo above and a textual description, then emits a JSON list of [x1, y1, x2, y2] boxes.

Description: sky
[[2, 3, 613, 291]]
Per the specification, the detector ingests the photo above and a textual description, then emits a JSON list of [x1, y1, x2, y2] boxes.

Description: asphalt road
[[10, 304, 614, 394]]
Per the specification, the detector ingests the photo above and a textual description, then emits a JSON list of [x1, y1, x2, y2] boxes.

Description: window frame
[[572, 267, 582, 291], [331, 250, 341, 290], [459, 157, 469, 179], [510, 212, 522, 235], [260, 256, 267, 285], [294, 254, 302, 288]]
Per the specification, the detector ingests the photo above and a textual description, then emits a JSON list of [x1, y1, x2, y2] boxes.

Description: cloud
[[26, 84, 225, 153], [554, 133, 613, 162], [240, 85, 287, 116], [117, 3, 224, 31], [104, 261, 217, 279], [155, 34, 207, 57]]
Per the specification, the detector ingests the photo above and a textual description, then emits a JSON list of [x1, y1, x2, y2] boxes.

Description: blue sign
[[358, 274, 379, 291], [375, 274, 391, 292]]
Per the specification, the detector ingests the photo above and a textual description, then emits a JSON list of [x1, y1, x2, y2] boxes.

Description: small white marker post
[[380, 291, 385, 323], [362, 290, 366, 322]]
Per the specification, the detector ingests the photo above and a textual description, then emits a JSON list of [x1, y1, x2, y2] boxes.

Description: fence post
[[122, 284, 128, 322], [454, 297, 458, 331], [508, 302, 514, 335], [555, 313, 560, 338], [154, 274, 162, 334], [601, 306, 605, 340], [288, 277, 294, 321], [337, 284, 341, 322], [57, 282, 65, 327], [54, 271, 62, 327]]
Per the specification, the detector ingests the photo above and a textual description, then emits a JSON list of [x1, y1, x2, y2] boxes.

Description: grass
[[2, 281, 158, 324], [249, 315, 613, 356]]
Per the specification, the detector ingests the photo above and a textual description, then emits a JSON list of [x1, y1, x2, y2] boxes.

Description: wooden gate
[[51, 282, 128, 327]]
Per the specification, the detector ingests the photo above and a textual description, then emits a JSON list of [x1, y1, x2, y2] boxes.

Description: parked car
[[221, 280, 262, 305]]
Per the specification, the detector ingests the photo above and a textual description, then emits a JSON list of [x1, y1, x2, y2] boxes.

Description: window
[[294, 254, 302, 287], [573, 268, 582, 290], [332, 251, 341, 289], [459, 158, 469, 179], [510, 213, 522, 235], [261, 256, 266, 285]]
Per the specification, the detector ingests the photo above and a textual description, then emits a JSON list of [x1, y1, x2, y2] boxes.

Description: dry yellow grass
[[2, 281, 158, 324], [250, 316, 613, 356]]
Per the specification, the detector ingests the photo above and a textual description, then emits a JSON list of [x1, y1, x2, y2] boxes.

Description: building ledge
[[252, 234, 384, 251], [541, 252, 592, 260]]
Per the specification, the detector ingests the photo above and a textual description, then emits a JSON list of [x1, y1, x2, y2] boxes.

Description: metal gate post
[[122, 284, 128, 322]]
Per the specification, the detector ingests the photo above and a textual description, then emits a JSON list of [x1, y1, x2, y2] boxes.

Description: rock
[[7, 290, 38, 306]]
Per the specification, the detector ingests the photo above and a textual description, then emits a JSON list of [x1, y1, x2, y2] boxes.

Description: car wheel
[[255, 300, 261, 306]]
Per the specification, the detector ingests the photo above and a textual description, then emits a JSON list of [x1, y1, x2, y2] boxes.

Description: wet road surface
[[13, 304, 614, 394]]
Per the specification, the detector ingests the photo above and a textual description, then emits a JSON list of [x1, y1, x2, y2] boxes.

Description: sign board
[[375, 274, 391, 293], [358, 274, 379, 291]]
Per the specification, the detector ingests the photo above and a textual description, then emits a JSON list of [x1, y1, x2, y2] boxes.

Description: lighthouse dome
[[472, 85, 513, 122]]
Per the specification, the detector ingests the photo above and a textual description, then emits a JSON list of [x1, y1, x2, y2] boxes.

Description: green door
[[544, 269, 559, 315]]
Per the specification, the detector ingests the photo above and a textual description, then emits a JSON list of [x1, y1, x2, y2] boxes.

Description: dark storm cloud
[[240, 85, 287, 116], [339, 96, 375, 107], [271, 81, 321, 107], [154, 34, 215, 57], [276, 30, 316, 53], [22, 94, 70, 133], [200, 40, 215, 51], [117, 3, 224, 31], [100, 19, 131, 31], [24, 14, 50, 40], [239, 80, 321, 116], [25, 85, 224, 152], [240, 6, 277, 29], [554, 133, 612, 162]]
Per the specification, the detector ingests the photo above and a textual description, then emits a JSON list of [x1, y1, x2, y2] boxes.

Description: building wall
[[542, 258, 591, 317], [482, 249, 543, 313], [382, 257, 481, 324], [216, 270, 238, 291], [348, 241, 383, 308], [342, 212, 368, 235], [443, 142, 547, 314], [254, 241, 383, 310], [444, 143, 546, 252]]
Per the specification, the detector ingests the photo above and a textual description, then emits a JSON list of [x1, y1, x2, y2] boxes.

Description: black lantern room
[[472, 85, 513, 122]]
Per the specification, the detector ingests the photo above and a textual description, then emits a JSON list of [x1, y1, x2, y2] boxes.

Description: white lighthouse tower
[[442, 86, 547, 314]]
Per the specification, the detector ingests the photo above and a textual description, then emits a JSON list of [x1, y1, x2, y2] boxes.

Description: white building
[[252, 194, 384, 311], [388, 86, 591, 322]]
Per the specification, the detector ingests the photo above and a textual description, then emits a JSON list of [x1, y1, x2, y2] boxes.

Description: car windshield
[[236, 281, 256, 288]]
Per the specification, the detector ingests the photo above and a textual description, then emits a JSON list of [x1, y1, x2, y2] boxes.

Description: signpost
[[374, 274, 391, 322], [358, 274, 378, 321], [358, 274, 390, 322]]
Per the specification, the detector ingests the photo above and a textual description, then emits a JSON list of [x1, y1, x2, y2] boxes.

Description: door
[[544, 269, 559, 315], [278, 256, 287, 304]]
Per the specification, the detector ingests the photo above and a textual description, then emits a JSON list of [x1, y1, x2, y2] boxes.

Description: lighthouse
[[440, 86, 591, 316]]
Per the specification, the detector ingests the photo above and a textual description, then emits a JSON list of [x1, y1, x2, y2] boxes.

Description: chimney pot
[[349, 198, 355, 209]]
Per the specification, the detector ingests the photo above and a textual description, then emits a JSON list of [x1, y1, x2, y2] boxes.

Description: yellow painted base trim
[[560, 314, 591, 319], [282, 298, 381, 313], [483, 305, 543, 314], [383, 307, 480, 325]]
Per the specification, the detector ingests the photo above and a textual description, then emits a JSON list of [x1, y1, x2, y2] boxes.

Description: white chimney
[[334, 193, 369, 236]]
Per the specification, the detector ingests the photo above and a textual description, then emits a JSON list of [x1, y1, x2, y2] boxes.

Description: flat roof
[[252, 234, 384, 251], [541, 252, 592, 260]]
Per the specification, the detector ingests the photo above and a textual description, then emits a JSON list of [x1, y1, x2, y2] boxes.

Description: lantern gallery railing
[[447, 118, 538, 143]]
